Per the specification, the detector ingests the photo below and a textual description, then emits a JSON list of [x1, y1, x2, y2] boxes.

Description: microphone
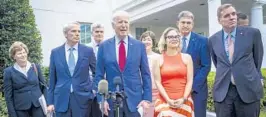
[[113, 76, 122, 92], [98, 79, 108, 117]]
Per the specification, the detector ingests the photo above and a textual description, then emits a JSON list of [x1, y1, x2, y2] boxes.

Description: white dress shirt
[[87, 40, 100, 59], [181, 32, 191, 48], [65, 43, 78, 92], [65, 43, 78, 65], [115, 36, 128, 63], [14, 61, 31, 77]]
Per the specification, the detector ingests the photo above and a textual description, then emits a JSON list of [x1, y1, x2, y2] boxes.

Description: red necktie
[[119, 40, 126, 71]]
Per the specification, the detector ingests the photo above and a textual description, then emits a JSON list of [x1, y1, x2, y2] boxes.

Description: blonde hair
[[9, 41, 29, 60], [158, 27, 181, 53]]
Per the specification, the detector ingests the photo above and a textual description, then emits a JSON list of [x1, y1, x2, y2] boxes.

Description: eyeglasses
[[166, 35, 180, 39]]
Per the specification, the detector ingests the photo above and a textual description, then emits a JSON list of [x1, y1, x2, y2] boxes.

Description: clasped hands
[[167, 98, 185, 108]]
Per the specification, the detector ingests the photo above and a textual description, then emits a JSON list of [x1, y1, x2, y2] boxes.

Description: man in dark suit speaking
[[209, 4, 264, 117]]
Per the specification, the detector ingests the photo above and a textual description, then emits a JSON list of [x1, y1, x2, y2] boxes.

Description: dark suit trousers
[[214, 83, 260, 117], [56, 93, 93, 117], [192, 92, 207, 117], [108, 99, 140, 117], [16, 104, 45, 117]]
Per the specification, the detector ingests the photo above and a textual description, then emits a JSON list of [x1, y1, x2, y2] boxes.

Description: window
[[80, 23, 92, 44], [135, 27, 147, 40]]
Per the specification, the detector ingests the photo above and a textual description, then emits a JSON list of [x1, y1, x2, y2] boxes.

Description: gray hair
[[217, 4, 234, 20], [112, 11, 130, 23], [177, 11, 194, 21], [91, 23, 104, 32], [63, 22, 80, 35]]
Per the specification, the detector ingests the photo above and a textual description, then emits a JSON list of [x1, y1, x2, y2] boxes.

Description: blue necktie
[[68, 47, 76, 76], [181, 37, 187, 53]]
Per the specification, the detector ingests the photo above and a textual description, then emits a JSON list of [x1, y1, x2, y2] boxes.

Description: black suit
[[209, 26, 264, 117], [3, 64, 45, 117]]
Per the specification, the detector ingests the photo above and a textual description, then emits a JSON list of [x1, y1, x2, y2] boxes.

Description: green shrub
[[208, 68, 266, 112], [207, 72, 215, 111]]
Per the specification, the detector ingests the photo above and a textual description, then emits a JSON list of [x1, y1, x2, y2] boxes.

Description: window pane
[[136, 28, 147, 40], [79, 23, 92, 44]]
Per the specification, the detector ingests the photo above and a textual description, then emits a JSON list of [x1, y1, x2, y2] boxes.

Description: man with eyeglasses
[[176, 11, 211, 117]]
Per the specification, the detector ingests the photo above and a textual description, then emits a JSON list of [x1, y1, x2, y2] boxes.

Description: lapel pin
[[240, 32, 243, 35]]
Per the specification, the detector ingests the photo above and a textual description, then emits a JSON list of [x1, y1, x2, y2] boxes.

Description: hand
[[261, 79, 264, 86], [173, 98, 185, 108], [137, 100, 150, 115], [47, 105, 55, 113], [102, 101, 110, 116], [166, 99, 177, 108]]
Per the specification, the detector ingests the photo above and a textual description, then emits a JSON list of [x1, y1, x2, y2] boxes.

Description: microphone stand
[[112, 91, 124, 117]]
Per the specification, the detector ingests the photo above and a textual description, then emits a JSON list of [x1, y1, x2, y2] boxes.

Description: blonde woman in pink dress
[[140, 31, 160, 117]]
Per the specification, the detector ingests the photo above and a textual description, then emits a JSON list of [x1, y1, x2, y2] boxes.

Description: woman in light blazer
[[3, 41, 46, 117]]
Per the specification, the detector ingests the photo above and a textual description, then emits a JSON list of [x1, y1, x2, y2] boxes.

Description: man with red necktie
[[93, 11, 152, 117]]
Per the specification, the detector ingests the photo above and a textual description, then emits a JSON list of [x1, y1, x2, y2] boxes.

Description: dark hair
[[237, 12, 248, 21], [140, 31, 157, 48]]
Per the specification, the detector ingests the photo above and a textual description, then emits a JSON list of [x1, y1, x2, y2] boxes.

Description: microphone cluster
[[97, 76, 125, 117]]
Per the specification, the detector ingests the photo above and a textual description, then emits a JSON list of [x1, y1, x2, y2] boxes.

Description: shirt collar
[[14, 61, 31, 71], [65, 42, 78, 51], [115, 35, 128, 45], [223, 27, 237, 39], [182, 32, 191, 40]]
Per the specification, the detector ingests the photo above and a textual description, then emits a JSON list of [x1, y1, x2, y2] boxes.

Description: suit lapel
[[73, 44, 84, 75], [232, 27, 244, 64], [110, 37, 121, 72], [124, 36, 133, 72], [59, 44, 71, 77], [12, 66, 28, 80], [218, 31, 231, 64], [186, 32, 196, 54]]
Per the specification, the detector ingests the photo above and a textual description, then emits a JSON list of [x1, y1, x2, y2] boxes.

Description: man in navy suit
[[209, 4, 264, 117], [176, 11, 211, 117], [94, 11, 152, 117], [47, 22, 96, 117]]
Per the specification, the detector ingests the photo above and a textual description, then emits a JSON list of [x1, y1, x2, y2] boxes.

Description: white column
[[208, 0, 221, 71], [208, 0, 222, 37], [251, 0, 266, 68], [251, 0, 265, 28]]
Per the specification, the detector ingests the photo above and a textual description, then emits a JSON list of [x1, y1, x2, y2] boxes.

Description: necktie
[[68, 47, 76, 76], [227, 35, 235, 84], [228, 35, 234, 62], [119, 40, 126, 71], [181, 37, 187, 53]]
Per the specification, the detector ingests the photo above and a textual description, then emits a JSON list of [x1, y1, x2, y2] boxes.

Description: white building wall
[[30, 0, 114, 66], [262, 25, 266, 68]]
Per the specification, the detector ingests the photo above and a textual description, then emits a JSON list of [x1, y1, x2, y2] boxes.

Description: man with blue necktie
[[176, 11, 211, 117], [47, 22, 96, 117], [94, 11, 152, 117]]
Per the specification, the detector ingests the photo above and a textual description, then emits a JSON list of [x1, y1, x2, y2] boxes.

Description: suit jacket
[[3, 64, 45, 117], [186, 32, 211, 100], [47, 43, 96, 112], [94, 36, 152, 112], [209, 26, 264, 103]]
